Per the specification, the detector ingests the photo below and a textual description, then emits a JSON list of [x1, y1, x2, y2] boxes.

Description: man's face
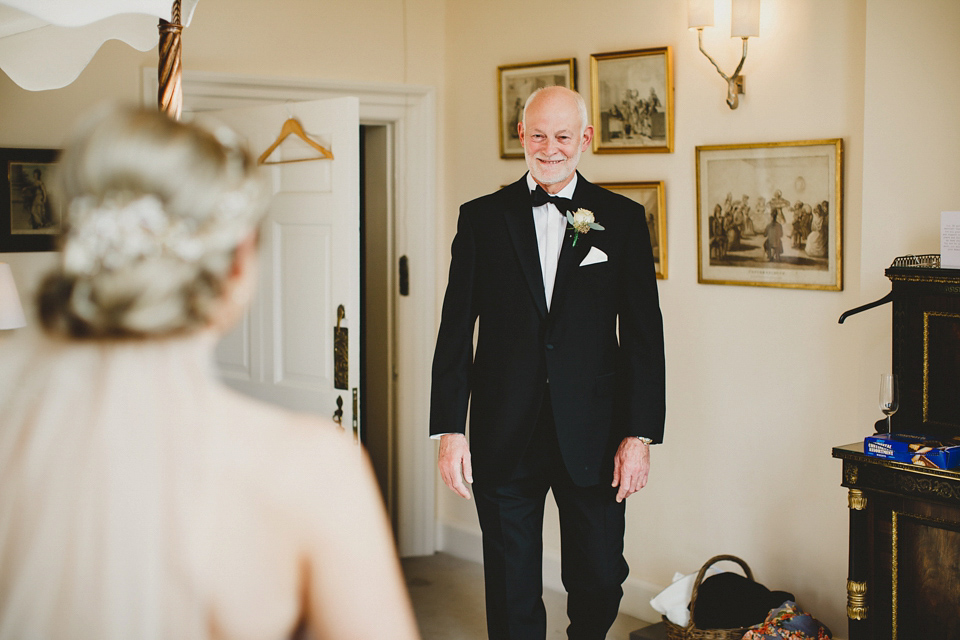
[[519, 89, 593, 193]]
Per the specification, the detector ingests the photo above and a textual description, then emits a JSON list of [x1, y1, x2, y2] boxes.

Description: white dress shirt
[[527, 172, 577, 311]]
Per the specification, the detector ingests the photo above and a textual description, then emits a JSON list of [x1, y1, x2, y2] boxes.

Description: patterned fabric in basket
[[741, 601, 832, 640]]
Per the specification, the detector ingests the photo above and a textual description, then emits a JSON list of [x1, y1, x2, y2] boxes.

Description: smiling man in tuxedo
[[430, 85, 666, 640]]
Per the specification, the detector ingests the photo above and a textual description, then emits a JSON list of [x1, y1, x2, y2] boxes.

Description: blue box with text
[[864, 433, 960, 469]]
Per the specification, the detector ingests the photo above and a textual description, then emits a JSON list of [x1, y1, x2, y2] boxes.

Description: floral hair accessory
[[566, 208, 604, 247], [62, 187, 258, 276]]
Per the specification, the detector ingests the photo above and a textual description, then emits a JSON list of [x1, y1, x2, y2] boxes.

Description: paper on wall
[[941, 211, 960, 268]]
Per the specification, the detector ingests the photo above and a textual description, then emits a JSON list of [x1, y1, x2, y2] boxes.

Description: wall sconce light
[[688, 0, 761, 109], [0, 263, 26, 330]]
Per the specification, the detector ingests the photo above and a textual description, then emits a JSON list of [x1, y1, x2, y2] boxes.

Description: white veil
[[0, 329, 219, 640]]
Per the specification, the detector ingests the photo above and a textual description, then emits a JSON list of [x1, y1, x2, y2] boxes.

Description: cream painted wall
[[439, 0, 868, 632], [856, 0, 960, 434]]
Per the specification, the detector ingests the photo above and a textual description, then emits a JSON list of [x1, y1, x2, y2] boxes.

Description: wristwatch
[[635, 436, 653, 445]]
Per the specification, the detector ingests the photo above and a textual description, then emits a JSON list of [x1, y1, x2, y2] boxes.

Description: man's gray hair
[[522, 87, 589, 135]]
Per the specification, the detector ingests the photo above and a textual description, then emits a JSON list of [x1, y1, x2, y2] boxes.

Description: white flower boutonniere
[[566, 208, 604, 247]]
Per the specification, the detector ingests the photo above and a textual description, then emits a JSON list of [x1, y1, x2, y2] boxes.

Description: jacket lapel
[[549, 174, 593, 317], [503, 179, 549, 319]]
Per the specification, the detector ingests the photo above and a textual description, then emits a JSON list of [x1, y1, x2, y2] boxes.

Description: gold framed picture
[[598, 181, 667, 279], [497, 58, 577, 159], [590, 47, 674, 154], [695, 139, 844, 290]]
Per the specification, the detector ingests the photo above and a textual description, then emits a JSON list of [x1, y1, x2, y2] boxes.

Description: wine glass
[[879, 374, 899, 434]]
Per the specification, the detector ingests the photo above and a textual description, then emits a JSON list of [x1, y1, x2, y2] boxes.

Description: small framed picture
[[2, 147, 61, 252], [590, 47, 673, 154], [695, 139, 843, 290], [498, 58, 577, 159], [598, 181, 667, 279]]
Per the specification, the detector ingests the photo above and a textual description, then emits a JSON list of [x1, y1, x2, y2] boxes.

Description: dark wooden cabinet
[[833, 443, 960, 640]]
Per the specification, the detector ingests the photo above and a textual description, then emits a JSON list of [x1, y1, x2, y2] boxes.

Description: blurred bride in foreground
[[0, 106, 419, 640]]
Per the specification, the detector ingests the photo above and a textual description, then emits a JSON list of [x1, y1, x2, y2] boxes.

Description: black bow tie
[[530, 185, 574, 214]]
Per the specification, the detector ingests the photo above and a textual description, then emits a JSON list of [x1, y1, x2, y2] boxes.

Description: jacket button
[[546, 344, 554, 350]]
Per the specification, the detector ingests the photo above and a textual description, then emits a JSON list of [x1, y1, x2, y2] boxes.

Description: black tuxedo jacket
[[430, 173, 665, 487]]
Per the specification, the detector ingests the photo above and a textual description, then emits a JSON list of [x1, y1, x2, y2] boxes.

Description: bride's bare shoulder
[[209, 390, 369, 491]]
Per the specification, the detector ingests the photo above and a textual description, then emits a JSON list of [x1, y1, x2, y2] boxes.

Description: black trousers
[[473, 387, 628, 640]]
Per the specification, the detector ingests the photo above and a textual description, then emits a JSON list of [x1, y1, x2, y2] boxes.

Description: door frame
[[142, 70, 437, 557]]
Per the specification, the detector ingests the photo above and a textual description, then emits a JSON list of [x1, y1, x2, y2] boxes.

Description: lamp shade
[[0, 263, 26, 329], [731, 0, 761, 38], [688, 0, 714, 29]]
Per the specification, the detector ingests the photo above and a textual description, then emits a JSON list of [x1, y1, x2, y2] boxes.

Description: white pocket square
[[579, 246, 608, 266]]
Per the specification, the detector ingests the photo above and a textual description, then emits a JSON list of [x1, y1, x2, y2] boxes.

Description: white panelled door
[[197, 98, 360, 435]]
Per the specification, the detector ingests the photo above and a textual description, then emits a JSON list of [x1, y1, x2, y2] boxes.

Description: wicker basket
[[662, 554, 754, 640]]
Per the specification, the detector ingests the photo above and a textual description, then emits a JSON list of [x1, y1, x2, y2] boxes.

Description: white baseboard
[[436, 522, 663, 624]]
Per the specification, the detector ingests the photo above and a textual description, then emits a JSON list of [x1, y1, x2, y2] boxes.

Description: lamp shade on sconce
[[688, 0, 714, 29], [0, 263, 26, 329], [731, 0, 761, 38]]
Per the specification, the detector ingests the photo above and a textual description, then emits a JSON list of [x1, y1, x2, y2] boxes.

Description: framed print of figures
[[695, 139, 843, 290], [599, 181, 667, 279], [590, 47, 673, 154], [498, 58, 577, 159], [1, 147, 61, 252]]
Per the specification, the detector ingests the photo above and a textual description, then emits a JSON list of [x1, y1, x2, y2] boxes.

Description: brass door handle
[[333, 395, 344, 428]]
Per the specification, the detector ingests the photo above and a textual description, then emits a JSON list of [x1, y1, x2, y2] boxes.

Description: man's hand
[[611, 437, 650, 503], [438, 433, 473, 499]]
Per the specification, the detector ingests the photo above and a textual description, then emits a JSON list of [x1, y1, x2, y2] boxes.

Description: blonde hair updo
[[38, 105, 267, 339]]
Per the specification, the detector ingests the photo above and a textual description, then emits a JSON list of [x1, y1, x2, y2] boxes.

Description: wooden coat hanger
[[257, 117, 334, 165]]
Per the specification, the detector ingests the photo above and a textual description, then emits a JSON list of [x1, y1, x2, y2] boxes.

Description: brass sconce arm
[[697, 29, 749, 109]]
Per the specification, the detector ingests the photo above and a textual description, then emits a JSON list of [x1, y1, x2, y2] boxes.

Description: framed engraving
[[590, 47, 673, 153], [599, 181, 667, 279], [1, 147, 61, 252], [696, 139, 843, 290], [498, 58, 577, 159]]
